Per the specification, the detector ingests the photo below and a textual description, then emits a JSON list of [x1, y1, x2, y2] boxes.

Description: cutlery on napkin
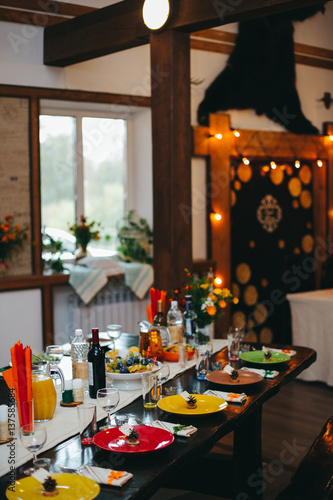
[[204, 389, 247, 403], [77, 465, 133, 486], [150, 420, 197, 437], [241, 367, 279, 379], [262, 346, 296, 356]]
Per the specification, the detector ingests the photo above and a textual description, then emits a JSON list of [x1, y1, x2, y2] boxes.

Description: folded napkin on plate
[[204, 389, 247, 403], [262, 346, 296, 357], [77, 465, 133, 486], [150, 420, 197, 437], [241, 367, 279, 379]]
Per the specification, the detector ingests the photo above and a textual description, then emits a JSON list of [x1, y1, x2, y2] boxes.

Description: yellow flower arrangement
[[176, 269, 237, 329]]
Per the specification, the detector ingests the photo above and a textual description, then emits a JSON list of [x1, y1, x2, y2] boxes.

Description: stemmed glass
[[157, 364, 170, 399], [106, 324, 122, 351], [97, 388, 120, 430], [19, 423, 47, 475], [45, 345, 63, 365]]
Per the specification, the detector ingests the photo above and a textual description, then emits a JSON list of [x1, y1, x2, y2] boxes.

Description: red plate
[[205, 370, 263, 386], [94, 425, 174, 453]]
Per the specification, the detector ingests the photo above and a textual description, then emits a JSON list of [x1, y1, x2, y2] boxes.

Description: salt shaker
[[73, 378, 84, 403], [0, 405, 9, 441]]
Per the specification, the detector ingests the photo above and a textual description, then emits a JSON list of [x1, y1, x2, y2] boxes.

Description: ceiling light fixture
[[142, 0, 171, 31]]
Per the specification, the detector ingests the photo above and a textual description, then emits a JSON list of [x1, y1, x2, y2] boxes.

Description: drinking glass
[[45, 345, 63, 365], [19, 423, 47, 475], [157, 364, 170, 399], [227, 329, 240, 361], [97, 388, 120, 430], [106, 324, 122, 351]]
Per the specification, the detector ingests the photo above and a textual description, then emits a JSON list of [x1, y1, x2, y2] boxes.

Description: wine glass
[[19, 423, 47, 475], [97, 388, 120, 430], [157, 364, 170, 399], [45, 345, 63, 365], [106, 324, 122, 351]]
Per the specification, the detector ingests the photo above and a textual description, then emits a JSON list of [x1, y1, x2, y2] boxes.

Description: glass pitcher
[[32, 360, 65, 422], [138, 321, 171, 361]]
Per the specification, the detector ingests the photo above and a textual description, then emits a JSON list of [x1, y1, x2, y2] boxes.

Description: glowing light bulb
[[142, 0, 170, 30], [214, 133, 223, 140], [270, 161, 277, 170], [233, 130, 240, 138], [317, 159, 323, 167], [295, 160, 301, 168], [242, 157, 250, 165], [214, 277, 222, 286], [329, 135, 333, 141], [214, 213, 222, 221]]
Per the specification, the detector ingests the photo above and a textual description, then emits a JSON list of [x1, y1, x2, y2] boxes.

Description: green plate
[[239, 350, 290, 365]]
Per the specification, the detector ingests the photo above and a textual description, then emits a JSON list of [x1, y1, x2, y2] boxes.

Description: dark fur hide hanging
[[197, 5, 326, 134]]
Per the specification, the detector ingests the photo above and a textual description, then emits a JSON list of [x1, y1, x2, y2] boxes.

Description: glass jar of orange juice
[[32, 361, 64, 421]]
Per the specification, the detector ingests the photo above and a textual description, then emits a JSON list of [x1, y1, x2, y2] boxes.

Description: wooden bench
[[276, 416, 333, 500]]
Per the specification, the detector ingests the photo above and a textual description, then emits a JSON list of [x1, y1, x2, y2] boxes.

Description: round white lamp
[[142, 0, 171, 31]]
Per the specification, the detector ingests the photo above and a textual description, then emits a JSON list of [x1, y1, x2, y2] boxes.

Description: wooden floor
[[152, 379, 333, 499]]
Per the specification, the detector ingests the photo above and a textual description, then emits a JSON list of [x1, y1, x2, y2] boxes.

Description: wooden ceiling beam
[[0, 0, 95, 17], [44, 0, 329, 67]]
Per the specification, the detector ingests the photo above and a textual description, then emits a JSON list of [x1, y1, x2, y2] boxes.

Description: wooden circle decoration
[[260, 327, 273, 344], [230, 166, 235, 181], [232, 311, 246, 329], [299, 164, 312, 185], [278, 239, 285, 249], [248, 319, 254, 328], [270, 166, 284, 185], [237, 162, 252, 183], [234, 180, 242, 191], [294, 247, 301, 255], [245, 330, 258, 342], [286, 165, 294, 176], [231, 282, 240, 298], [306, 221, 312, 230], [262, 165, 270, 172], [249, 240, 256, 248], [300, 190, 312, 209], [231, 190, 237, 207], [260, 168, 267, 177], [261, 278, 269, 288], [253, 304, 268, 325], [288, 177, 302, 197], [243, 285, 258, 306], [301, 234, 314, 254], [292, 200, 299, 209], [236, 263, 251, 284]]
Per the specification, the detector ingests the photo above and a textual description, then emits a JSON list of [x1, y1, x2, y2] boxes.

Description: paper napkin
[[78, 465, 133, 486], [241, 367, 279, 379], [204, 389, 247, 403], [150, 420, 197, 437], [262, 346, 296, 357]]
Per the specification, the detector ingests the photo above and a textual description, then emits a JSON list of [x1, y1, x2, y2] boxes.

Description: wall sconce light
[[233, 130, 240, 137], [317, 159, 323, 167], [142, 0, 171, 30], [208, 133, 223, 140], [242, 157, 250, 165], [295, 160, 301, 168], [214, 276, 223, 286], [270, 161, 277, 170], [210, 211, 222, 221]]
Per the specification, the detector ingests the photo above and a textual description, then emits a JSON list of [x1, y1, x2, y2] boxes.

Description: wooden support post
[[150, 30, 192, 291], [325, 123, 333, 248]]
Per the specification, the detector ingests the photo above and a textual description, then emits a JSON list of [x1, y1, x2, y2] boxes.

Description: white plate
[[106, 362, 161, 390]]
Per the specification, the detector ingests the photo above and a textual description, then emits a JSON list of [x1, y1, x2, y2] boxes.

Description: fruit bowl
[[106, 362, 161, 390], [163, 345, 195, 362]]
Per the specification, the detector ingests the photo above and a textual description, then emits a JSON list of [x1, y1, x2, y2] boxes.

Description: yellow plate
[[6, 473, 100, 500], [157, 394, 228, 415]]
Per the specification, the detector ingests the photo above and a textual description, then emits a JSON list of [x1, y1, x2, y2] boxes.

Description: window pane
[[40, 115, 76, 238], [82, 117, 126, 253]]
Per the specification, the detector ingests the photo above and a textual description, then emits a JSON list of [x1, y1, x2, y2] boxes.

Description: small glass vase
[[75, 244, 91, 261], [0, 260, 8, 276], [197, 324, 214, 344]]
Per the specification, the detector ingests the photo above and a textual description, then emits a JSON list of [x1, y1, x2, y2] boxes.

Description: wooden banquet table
[[0, 343, 316, 500]]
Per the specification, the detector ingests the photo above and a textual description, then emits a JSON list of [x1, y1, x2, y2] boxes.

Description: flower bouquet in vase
[[69, 215, 101, 260], [0, 215, 29, 275]]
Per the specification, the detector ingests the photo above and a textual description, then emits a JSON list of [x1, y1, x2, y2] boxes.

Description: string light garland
[[295, 160, 301, 168], [317, 159, 323, 167], [210, 212, 222, 221], [242, 157, 250, 165]]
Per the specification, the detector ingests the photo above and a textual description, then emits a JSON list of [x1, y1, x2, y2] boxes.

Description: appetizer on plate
[[223, 364, 239, 382], [120, 423, 140, 446], [106, 348, 157, 374], [180, 391, 197, 409]]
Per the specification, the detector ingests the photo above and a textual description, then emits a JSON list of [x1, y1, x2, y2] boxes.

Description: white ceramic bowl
[[106, 362, 161, 391]]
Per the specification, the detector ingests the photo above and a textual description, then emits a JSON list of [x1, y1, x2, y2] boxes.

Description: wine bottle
[[88, 328, 105, 399], [183, 295, 197, 345], [153, 299, 166, 326]]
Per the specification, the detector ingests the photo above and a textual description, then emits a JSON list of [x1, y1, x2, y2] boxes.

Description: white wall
[[0, 289, 43, 367]]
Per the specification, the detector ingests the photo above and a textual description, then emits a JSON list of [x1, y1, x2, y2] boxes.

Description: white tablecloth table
[[287, 289, 333, 386]]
